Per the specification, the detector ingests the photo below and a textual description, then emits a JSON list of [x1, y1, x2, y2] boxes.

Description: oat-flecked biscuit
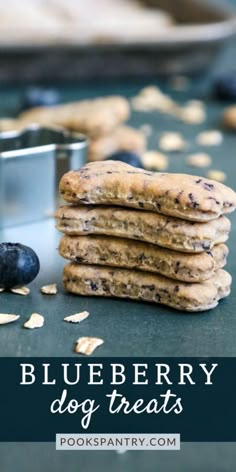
[[59, 235, 228, 283], [88, 125, 146, 161], [56, 205, 230, 253], [19, 96, 130, 138], [63, 265, 231, 312], [59, 161, 236, 222]]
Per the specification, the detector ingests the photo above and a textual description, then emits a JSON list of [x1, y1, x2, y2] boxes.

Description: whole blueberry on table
[[214, 74, 236, 100], [21, 87, 60, 111], [106, 151, 143, 168], [0, 243, 40, 289]]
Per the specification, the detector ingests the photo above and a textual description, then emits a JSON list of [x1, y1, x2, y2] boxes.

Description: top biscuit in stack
[[57, 160, 236, 311], [59, 160, 236, 221]]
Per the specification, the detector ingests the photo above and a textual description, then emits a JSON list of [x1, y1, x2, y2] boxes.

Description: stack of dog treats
[[56, 160, 236, 312], [0, 96, 145, 161]]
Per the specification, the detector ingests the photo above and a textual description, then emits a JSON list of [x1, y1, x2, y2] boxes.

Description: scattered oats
[[0, 313, 20, 325], [186, 153, 212, 168], [10, 286, 30, 296], [41, 284, 57, 295], [206, 170, 226, 182], [131, 85, 207, 126], [159, 132, 186, 152], [75, 337, 104, 356], [0, 288, 5, 293], [64, 311, 89, 323], [179, 102, 206, 124], [197, 130, 223, 146], [131, 86, 176, 113], [141, 151, 168, 171], [169, 75, 190, 91], [24, 313, 44, 329], [139, 124, 153, 137], [140, 86, 176, 112], [140, 86, 160, 97]]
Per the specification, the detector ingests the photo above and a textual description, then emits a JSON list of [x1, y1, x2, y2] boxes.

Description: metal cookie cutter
[[0, 125, 87, 228]]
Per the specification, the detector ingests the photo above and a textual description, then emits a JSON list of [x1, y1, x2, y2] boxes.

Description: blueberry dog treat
[[88, 125, 146, 162], [56, 206, 230, 253], [59, 235, 228, 283], [59, 161, 236, 222], [63, 265, 231, 312], [19, 96, 130, 138]]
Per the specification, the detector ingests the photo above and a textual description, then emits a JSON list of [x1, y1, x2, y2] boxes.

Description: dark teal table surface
[[1, 55, 236, 357]]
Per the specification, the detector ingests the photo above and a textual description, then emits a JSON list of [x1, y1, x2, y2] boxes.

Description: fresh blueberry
[[21, 87, 60, 111], [214, 74, 236, 100], [0, 243, 40, 289], [106, 151, 143, 168]]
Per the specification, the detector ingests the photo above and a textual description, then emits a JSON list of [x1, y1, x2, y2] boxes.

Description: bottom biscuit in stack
[[63, 264, 231, 312]]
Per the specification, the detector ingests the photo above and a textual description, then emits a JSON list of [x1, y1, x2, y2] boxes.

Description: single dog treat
[[56, 206, 230, 253], [19, 96, 130, 138], [59, 161, 236, 222], [59, 235, 228, 283], [88, 125, 146, 161], [63, 265, 231, 312]]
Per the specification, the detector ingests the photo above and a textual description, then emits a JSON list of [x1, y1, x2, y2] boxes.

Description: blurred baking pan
[[0, 0, 235, 81]]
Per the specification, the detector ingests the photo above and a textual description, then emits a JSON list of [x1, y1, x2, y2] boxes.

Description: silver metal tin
[[0, 125, 87, 228]]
